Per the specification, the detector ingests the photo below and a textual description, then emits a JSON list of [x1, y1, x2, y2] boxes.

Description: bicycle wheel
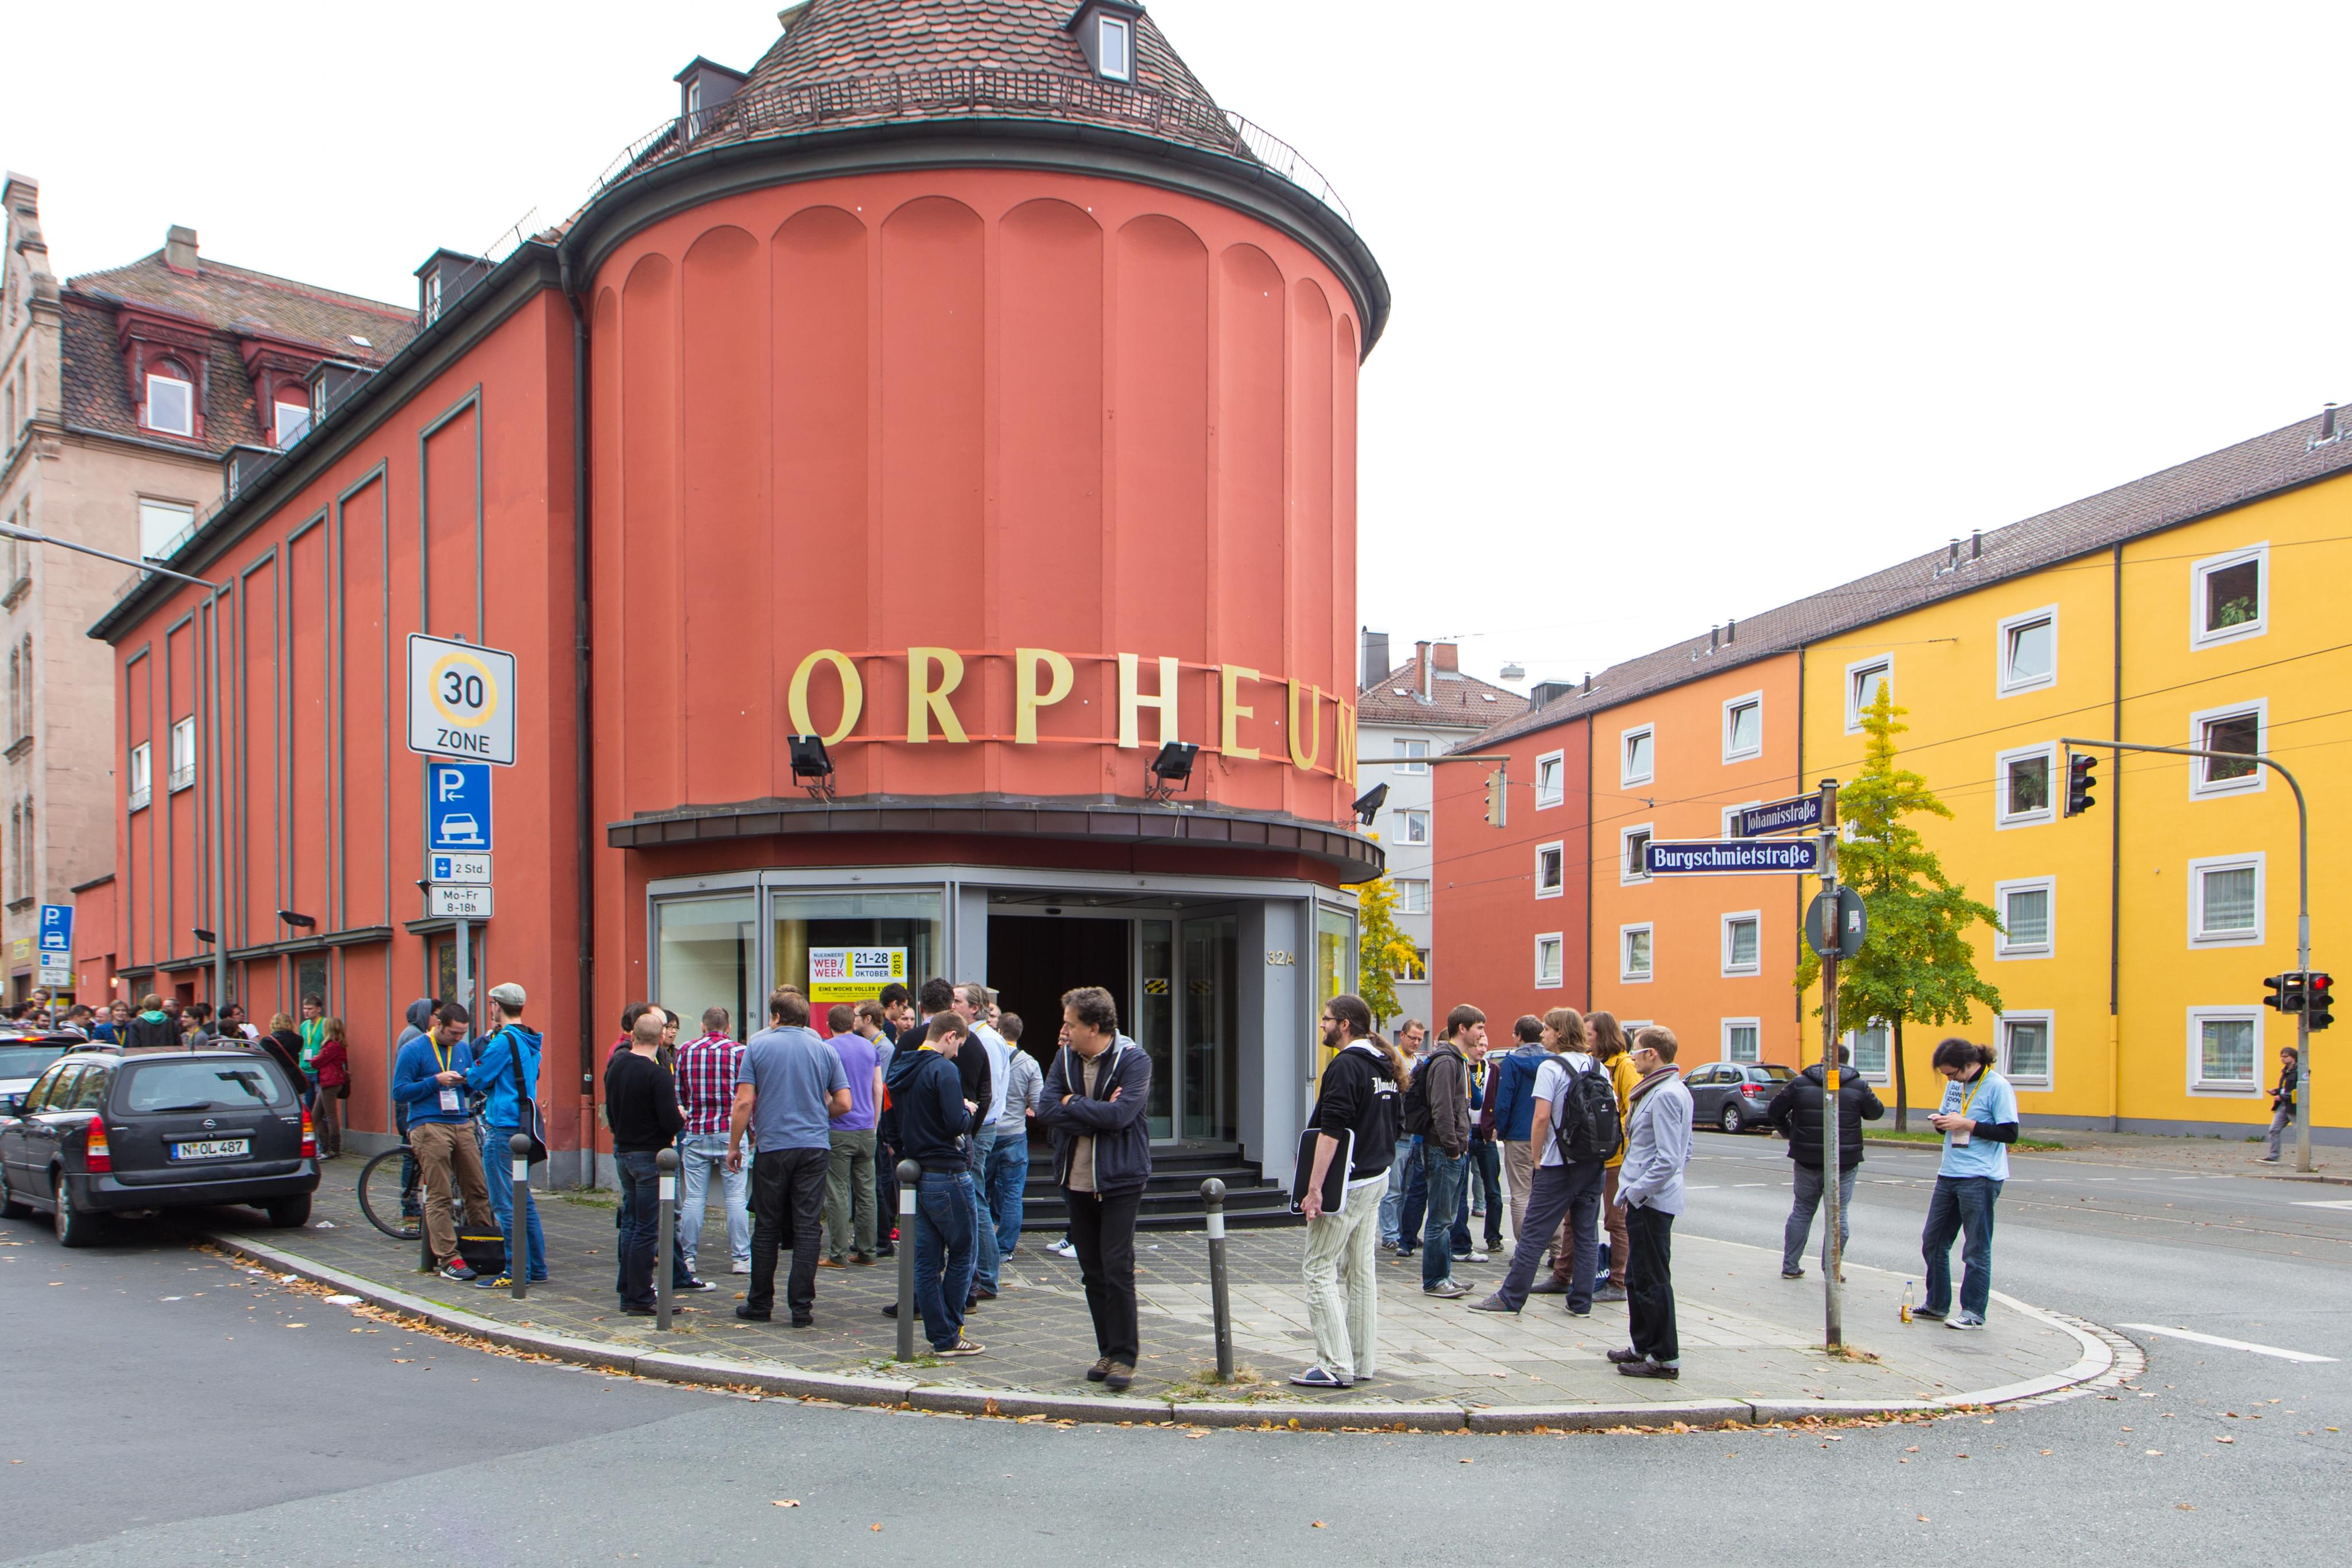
[[357, 1147, 421, 1240]]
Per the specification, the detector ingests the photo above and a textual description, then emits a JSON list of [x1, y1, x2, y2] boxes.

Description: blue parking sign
[[427, 761, 493, 853], [37, 904, 72, 958]]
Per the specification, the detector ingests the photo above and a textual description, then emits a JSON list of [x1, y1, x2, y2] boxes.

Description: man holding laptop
[[1290, 993, 1405, 1391]]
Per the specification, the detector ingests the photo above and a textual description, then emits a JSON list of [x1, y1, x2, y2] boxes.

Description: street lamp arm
[[0, 525, 220, 592]]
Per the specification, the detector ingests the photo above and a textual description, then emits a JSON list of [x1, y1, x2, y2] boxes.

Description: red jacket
[[314, 1037, 350, 1089]]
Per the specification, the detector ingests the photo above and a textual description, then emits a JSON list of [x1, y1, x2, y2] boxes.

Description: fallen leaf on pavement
[[772, 1500, 799, 1508], [1311, 1522, 1325, 1530], [2215, 1436, 2233, 1444]]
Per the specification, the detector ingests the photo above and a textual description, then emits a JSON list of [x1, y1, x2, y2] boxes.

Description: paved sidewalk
[[229, 1157, 2106, 1420]]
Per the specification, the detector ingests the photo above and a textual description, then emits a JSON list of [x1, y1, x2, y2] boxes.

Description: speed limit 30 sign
[[407, 633, 517, 765]]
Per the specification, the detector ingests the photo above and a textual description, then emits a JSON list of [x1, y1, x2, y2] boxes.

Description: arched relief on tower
[[618, 251, 682, 811], [679, 224, 765, 804], [1217, 241, 1289, 813], [1287, 276, 1335, 820]]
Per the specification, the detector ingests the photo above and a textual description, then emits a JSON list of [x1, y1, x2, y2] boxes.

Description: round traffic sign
[[427, 648, 502, 731], [1806, 885, 1867, 959]]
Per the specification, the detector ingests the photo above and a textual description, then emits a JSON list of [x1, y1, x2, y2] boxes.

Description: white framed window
[[1097, 14, 1134, 80], [1995, 742, 2057, 828], [1392, 946, 1429, 982], [2188, 699, 2265, 799], [1620, 823, 1653, 884], [1722, 910, 1761, 976], [144, 370, 193, 436], [424, 270, 443, 324], [1394, 808, 1429, 845], [273, 400, 311, 447], [1534, 842, 1565, 899], [1848, 1020, 1891, 1083], [2191, 544, 2267, 649], [2187, 1008, 2262, 1093], [1534, 932, 1564, 990], [1721, 692, 1763, 762], [138, 498, 195, 565], [1997, 605, 2059, 696], [127, 741, 152, 812], [1395, 878, 1430, 915], [1993, 876, 2053, 959], [1722, 800, 1761, 838], [2000, 1011, 2053, 1088], [1391, 737, 1429, 774], [1534, 749, 1564, 810], [1620, 725, 1654, 786], [168, 714, 196, 791], [1620, 923, 1653, 984], [2188, 853, 2263, 947], [1723, 1019, 1762, 1064], [1845, 655, 1893, 731]]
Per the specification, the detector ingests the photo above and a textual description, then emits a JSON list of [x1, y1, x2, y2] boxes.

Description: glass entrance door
[[1178, 914, 1239, 1144]]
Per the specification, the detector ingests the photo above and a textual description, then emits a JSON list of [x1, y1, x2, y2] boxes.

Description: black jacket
[[1038, 1036, 1152, 1195], [1309, 1040, 1399, 1180], [1766, 1062, 1885, 1170], [123, 1012, 181, 1051], [892, 1046, 973, 1174]]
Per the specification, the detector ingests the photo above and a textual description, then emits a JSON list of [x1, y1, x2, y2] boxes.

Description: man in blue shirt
[[392, 1001, 493, 1280], [1917, 1038, 2019, 1330], [728, 988, 849, 1327], [464, 982, 546, 1288]]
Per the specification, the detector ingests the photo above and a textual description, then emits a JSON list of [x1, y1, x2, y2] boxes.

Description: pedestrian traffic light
[[1483, 767, 1507, 828], [2264, 973, 2306, 1013], [2308, 971, 2335, 1032], [2064, 751, 2098, 816]]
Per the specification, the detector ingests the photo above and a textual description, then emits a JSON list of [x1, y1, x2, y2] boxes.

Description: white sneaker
[[1467, 1249, 1491, 1263], [730, 1261, 751, 1275], [1945, 1311, 1987, 1330], [1049, 1238, 1078, 1259]]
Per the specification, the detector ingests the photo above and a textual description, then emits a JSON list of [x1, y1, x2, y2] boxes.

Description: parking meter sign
[[406, 633, 517, 765]]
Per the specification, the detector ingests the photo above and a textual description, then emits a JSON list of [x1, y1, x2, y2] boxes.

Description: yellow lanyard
[[432, 1037, 454, 1074], [1955, 1071, 1986, 1119]]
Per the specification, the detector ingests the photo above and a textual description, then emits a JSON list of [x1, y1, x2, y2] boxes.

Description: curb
[[203, 1228, 2115, 1434]]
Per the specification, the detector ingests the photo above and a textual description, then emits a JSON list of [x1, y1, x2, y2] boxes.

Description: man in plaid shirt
[[675, 1007, 751, 1276]]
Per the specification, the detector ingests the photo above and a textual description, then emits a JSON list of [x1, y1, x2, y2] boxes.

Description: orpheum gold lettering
[[787, 649, 864, 745], [1014, 648, 1073, 745], [906, 646, 969, 744]]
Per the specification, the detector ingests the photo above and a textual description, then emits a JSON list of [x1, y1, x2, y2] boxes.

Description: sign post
[[408, 637, 516, 1024], [35, 904, 72, 990], [1804, 779, 1845, 1349]]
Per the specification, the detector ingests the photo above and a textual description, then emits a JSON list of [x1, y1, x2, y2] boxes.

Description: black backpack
[[1553, 1062, 1624, 1164], [1399, 1057, 1433, 1136]]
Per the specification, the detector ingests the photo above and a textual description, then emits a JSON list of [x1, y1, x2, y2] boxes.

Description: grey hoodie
[[397, 998, 434, 1048]]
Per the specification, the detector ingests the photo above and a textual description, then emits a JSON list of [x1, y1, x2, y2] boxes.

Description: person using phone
[[1290, 994, 1404, 1391]]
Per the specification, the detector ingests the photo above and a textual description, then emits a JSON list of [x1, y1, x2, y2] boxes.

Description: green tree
[[1796, 682, 2003, 1129], [1356, 874, 1419, 1028]]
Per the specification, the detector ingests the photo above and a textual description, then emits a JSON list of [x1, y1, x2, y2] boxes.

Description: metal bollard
[[656, 1147, 679, 1331], [896, 1159, 920, 1361], [1201, 1177, 1233, 1382], [509, 1134, 532, 1302]]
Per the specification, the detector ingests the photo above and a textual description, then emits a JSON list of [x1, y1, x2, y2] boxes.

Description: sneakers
[[439, 1260, 478, 1282], [1466, 1249, 1491, 1264], [1911, 1306, 1947, 1322], [1618, 1358, 1679, 1379], [1592, 1285, 1628, 1303], [937, 1339, 985, 1357], [1782, 1268, 1806, 1279], [880, 1302, 899, 1319], [1945, 1311, 1987, 1331], [1049, 1238, 1078, 1259], [471, 1273, 513, 1291], [734, 1304, 771, 1322], [1466, 1294, 1517, 1314], [818, 1256, 845, 1269], [1289, 1365, 1351, 1389], [1378, 1240, 1399, 1254], [676, 1277, 717, 1293], [1423, 1279, 1469, 1299], [876, 1242, 896, 1258], [731, 1261, 752, 1274], [1606, 1347, 1646, 1364], [1086, 1357, 1113, 1383], [2258, 1155, 2281, 1163], [851, 1252, 877, 1266], [1527, 1277, 1568, 1295], [1103, 1362, 1135, 1391], [620, 1303, 655, 1317]]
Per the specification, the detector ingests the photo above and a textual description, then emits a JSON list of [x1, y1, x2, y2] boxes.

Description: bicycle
[[356, 1141, 421, 1240]]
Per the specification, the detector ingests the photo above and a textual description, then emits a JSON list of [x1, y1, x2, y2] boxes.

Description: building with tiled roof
[[1, 172, 412, 999]]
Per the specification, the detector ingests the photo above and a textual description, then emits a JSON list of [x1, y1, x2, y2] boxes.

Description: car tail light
[[299, 1106, 316, 1159], [84, 1117, 112, 1172]]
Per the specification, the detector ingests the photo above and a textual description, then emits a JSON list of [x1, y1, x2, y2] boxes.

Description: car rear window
[[118, 1058, 294, 1113], [0, 1043, 66, 1079], [1754, 1065, 1796, 1081]]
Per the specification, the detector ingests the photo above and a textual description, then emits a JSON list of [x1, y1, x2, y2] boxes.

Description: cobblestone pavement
[[234, 1154, 2094, 1410]]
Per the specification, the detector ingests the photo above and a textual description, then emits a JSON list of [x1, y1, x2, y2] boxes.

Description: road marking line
[[2292, 1199, 2352, 1210], [2118, 1324, 2338, 1363]]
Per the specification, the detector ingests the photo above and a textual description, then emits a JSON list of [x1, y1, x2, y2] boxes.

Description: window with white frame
[[1846, 656, 1892, 730], [1620, 923, 1653, 983], [1392, 947, 1428, 982], [2189, 700, 2265, 797], [1395, 878, 1430, 915], [1723, 1019, 1761, 1064], [168, 715, 196, 791], [2192, 544, 2266, 649], [138, 498, 195, 566], [1723, 800, 1760, 838], [127, 741, 152, 811], [1850, 1021, 1890, 1082], [1621, 824, 1653, 883], [273, 399, 311, 447], [1722, 911, 1761, 975], [1534, 843, 1564, 899], [144, 368, 194, 436], [1096, 13, 1134, 80], [2000, 1012, 2053, 1087], [1534, 749, 1564, 810], [1392, 737, 1429, 774], [1395, 808, 1429, 845], [1996, 742, 2057, 827], [2189, 1008, 2261, 1092], [2189, 853, 2263, 946], [1722, 692, 1762, 762], [1534, 932, 1564, 989], [1621, 725, 1654, 785], [1994, 877, 2053, 958], [1998, 606, 2057, 696]]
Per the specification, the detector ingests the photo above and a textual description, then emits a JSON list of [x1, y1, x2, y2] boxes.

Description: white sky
[[11, 2, 2348, 690]]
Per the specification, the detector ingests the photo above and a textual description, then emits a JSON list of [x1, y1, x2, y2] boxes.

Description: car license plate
[[171, 1138, 250, 1161]]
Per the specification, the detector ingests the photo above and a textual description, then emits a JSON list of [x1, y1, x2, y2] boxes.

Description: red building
[[91, 0, 1387, 1187]]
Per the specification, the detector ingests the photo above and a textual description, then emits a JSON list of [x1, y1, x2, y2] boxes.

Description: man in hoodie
[[123, 994, 179, 1051], [395, 998, 434, 1224], [465, 982, 548, 1287], [1038, 986, 1152, 1389], [1610, 1027, 1693, 1380], [394, 1002, 495, 1281], [1766, 1043, 1883, 1279], [1483, 1015, 1548, 1265], [1413, 1006, 1480, 1299], [889, 1011, 985, 1357]]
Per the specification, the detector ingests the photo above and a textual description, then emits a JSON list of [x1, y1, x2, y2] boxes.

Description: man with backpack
[[1467, 1016, 1619, 1317], [1406, 1006, 1480, 1298], [463, 983, 548, 1287]]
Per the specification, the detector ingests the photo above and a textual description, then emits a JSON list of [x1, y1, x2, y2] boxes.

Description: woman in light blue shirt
[[1916, 1038, 2018, 1330]]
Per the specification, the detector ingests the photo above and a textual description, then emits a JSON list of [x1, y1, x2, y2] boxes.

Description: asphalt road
[[4, 1137, 2346, 1566]]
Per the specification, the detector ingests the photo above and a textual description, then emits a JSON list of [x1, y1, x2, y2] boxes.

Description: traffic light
[[2264, 973, 2307, 1013], [2308, 971, 2335, 1032], [2064, 751, 2098, 816], [1483, 767, 1507, 828]]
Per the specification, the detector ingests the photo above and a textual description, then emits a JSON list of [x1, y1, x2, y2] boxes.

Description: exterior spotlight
[[193, 928, 218, 945], [1144, 741, 1199, 803], [789, 734, 836, 801], [1351, 782, 1389, 826], [277, 910, 317, 930]]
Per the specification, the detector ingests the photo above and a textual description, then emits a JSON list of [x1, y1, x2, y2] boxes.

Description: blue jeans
[[1379, 1136, 1417, 1244], [966, 1127, 1003, 1291], [1421, 1143, 1469, 1288], [677, 1130, 750, 1272], [986, 1133, 1029, 1257], [1921, 1174, 2003, 1318], [1466, 1140, 1503, 1250], [479, 1124, 547, 1281], [1396, 1137, 1431, 1251], [1446, 1149, 1475, 1252], [614, 1151, 660, 1308], [915, 1170, 976, 1351]]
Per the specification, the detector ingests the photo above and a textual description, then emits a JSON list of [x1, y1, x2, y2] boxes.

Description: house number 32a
[[1265, 950, 1295, 966]]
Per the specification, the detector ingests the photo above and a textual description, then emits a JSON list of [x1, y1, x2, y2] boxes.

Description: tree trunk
[[1892, 1016, 1909, 1132]]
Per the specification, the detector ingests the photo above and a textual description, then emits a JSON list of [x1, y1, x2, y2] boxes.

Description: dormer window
[[274, 400, 311, 447], [424, 270, 443, 325], [1097, 15, 1133, 80], [145, 365, 194, 436]]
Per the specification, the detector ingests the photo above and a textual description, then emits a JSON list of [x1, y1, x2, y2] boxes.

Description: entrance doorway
[[987, 914, 1130, 1064]]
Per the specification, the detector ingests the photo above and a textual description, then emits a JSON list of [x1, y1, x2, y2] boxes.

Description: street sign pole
[[1815, 777, 1843, 1349]]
